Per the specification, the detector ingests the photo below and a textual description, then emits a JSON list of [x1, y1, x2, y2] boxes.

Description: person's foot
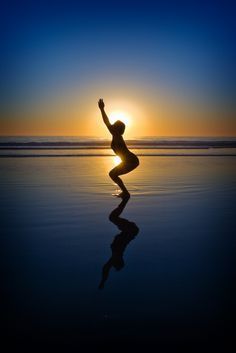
[[117, 191, 130, 199]]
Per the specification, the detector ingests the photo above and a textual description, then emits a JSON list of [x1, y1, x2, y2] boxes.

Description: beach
[[1, 149, 235, 351], [2, 0, 235, 350]]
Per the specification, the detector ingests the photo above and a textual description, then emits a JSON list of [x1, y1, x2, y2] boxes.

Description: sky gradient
[[1, 0, 236, 137]]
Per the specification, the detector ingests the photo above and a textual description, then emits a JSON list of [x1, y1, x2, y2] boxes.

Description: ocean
[[0, 136, 236, 157], [1, 136, 235, 352]]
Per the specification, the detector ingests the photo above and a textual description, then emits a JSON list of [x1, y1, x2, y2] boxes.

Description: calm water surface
[[1, 156, 235, 352]]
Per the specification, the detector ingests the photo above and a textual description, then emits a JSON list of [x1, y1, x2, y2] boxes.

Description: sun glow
[[113, 155, 122, 166], [109, 111, 131, 126]]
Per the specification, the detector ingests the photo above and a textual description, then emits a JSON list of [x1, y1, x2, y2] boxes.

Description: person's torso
[[111, 135, 131, 158]]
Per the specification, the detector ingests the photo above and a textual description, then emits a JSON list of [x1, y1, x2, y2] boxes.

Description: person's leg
[[109, 159, 139, 196], [109, 168, 129, 195]]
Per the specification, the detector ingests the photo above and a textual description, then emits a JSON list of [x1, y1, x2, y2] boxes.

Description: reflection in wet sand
[[99, 195, 139, 289]]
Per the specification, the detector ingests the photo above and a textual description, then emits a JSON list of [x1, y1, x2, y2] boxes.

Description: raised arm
[[98, 99, 113, 134]]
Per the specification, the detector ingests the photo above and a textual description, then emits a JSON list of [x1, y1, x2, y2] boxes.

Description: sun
[[113, 156, 122, 166], [109, 111, 131, 126]]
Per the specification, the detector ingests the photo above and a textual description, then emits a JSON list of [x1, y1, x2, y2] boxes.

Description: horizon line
[[1, 135, 236, 138]]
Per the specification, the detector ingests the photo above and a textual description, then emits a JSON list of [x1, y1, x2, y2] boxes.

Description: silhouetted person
[[99, 195, 139, 289], [98, 98, 139, 197]]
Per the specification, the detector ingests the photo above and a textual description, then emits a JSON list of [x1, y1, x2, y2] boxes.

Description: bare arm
[[98, 99, 113, 134]]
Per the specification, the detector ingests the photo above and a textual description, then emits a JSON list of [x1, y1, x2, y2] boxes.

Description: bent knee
[[109, 170, 118, 180]]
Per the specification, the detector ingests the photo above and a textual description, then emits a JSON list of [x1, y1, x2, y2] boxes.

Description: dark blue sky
[[1, 0, 236, 135]]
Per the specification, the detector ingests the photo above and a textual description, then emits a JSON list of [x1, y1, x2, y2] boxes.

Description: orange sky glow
[[1, 85, 235, 137]]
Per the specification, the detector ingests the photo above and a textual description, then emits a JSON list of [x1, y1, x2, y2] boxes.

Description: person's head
[[112, 120, 125, 135]]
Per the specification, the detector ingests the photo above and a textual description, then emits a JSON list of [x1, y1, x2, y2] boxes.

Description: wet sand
[[1, 156, 235, 352]]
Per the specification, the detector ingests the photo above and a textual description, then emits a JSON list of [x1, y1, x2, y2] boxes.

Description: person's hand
[[98, 98, 105, 110]]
